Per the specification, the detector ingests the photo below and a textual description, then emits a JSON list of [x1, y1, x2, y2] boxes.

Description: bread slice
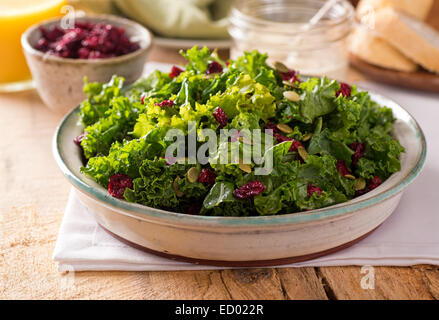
[[356, 0, 433, 21], [371, 8, 439, 74], [349, 26, 418, 72]]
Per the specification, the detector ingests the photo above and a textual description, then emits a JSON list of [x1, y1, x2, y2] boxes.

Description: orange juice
[[0, 0, 66, 88]]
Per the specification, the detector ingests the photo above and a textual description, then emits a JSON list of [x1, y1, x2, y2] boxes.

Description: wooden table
[[1, 45, 438, 300]]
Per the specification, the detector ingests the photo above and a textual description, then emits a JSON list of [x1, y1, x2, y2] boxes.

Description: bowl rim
[[53, 91, 427, 228], [21, 14, 153, 65]]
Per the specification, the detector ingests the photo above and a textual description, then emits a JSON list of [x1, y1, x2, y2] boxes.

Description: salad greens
[[78, 46, 404, 216]]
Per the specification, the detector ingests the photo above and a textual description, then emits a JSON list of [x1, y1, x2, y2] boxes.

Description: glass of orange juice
[[0, 0, 66, 92]]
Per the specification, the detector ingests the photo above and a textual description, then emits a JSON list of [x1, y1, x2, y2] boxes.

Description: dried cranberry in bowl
[[34, 22, 140, 59]]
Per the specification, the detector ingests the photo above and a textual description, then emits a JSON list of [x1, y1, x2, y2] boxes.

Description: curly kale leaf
[[124, 70, 173, 102], [81, 135, 164, 187], [208, 74, 276, 119], [364, 130, 405, 177], [124, 159, 181, 209], [124, 160, 208, 211], [230, 51, 281, 97], [79, 75, 125, 126], [180, 46, 224, 75], [80, 97, 144, 159], [308, 128, 354, 165]]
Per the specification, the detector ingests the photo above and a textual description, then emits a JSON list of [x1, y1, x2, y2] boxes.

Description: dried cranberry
[[233, 181, 267, 199], [73, 132, 86, 146], [354, 188, 369, 197], [40, 26, 63, 41], [369, 176, 382, 190], [307, 184, 322, 198], [155, 100, 175, 107], [108, 174, 133, 199], [78, 47, 90, 59], [225, 61, 231, 66], [198, 169, 217, 186], [88, 50, 104, 59], [54, 29, 87, 58], [354, 176, 382, 197], [274, 133, 292, 143], [264, 122, 303, 151], [74, 21, 93, 30], [295, 153, 305, 164], [267, 125, 290, 143], [186, 203, 202, 215], [350, 142, 360, 151], [350, 141, 365, 166], [100, 39, 116, 54], [206, 61, 223, 75], [336, 82, 351, 97], [280, 69, 301, 83], [82, 35, 99, 49], [34, 23, 139, 59], [264, 122, 279, 134], [289, 140, 303, 152], [35, 38, 49, 52], [265, 121, 286, 140], [213, 107, 228, 128], [336, 160, 351, 176], [169, 66, 183, 78], [140, 94, 146, 105]]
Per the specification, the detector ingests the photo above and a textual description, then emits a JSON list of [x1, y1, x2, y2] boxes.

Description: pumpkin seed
[[302, 133, 313, 141], [274, 61, 289, 73], [344, 174, 356, 180], [276, 123, 293, 134], [173, 177, 184, 197], [238, 136, 253, 145], [283, 91, 300, 102], [314, 117, 323, 134], [298, 146, 308, 161], [187, 167, 200, 183], [239, 163, 252, 173], [282, 80, 299, 88], [354, 178, 366, 191]]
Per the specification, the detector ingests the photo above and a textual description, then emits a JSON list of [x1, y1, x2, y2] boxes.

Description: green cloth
[[113, 0, 233, 39], [72, 0, 120, 14]]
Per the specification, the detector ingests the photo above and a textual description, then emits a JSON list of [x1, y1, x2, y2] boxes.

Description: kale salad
[[76, 46, 404, 216]]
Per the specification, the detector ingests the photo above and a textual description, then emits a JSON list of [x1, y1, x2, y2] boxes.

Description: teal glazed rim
[[53, 95, 427, 228]]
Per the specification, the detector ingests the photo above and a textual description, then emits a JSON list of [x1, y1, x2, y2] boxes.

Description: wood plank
[[138, 271, 232, 300], [417, 265, 439, 299], [68, 270, 232, 300], [219, 269, 287, 300], [317, 266, 436, 300], [276, 268, 328, 300], [217, 268, 329, 300]]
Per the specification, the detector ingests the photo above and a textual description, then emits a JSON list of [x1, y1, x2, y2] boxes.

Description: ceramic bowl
[[52, 92, 426, 267], [21, 14, 153, 115]]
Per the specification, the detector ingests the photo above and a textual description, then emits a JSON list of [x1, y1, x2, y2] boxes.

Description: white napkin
[[52, 65, 439, 271]]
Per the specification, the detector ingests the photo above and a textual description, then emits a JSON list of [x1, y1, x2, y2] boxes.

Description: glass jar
[[228, 0, 354, 80]]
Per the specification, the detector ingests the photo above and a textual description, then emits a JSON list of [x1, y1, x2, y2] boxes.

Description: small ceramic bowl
[[53, 91, 426, 267], [21, 14, 153, 115]]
